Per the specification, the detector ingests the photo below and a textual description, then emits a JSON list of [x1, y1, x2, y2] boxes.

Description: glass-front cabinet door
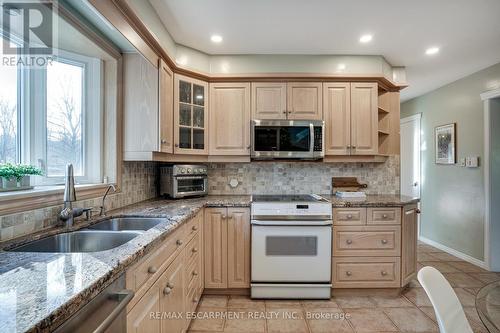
[[174, 74, 208, 154]]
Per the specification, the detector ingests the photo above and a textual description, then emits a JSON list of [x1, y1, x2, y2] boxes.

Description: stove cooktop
[[251, 194, 328, 203]]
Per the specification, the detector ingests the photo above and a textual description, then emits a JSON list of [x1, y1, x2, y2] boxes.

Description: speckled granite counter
[[323, 194, 419, 207], [0, 195, 250, 333]]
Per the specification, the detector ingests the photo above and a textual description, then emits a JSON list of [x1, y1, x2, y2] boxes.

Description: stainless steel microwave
[[251, 120, 324, 160]]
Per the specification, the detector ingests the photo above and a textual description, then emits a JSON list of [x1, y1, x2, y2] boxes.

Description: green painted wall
[[401, 62, 500, 261]]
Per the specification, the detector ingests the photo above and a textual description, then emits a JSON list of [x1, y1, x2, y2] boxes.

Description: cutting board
[[332, 177, 368, 192]]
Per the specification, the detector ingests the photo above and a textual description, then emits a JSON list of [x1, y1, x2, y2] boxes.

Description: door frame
[[400, 113, 422, 198], [481, 87, 500, 271]]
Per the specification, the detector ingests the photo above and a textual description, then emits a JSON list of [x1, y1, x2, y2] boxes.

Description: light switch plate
[[466, 156, 479, 168], [459, 158, 466, 167]]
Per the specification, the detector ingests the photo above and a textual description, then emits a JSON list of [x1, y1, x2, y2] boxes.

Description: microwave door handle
[[309, 123, 314, 155]]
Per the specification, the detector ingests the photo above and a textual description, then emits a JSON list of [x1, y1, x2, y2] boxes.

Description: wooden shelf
[[378, 106, 390, 114]]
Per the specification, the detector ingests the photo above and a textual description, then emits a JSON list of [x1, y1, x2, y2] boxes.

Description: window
[[0, 41, 103, 185]]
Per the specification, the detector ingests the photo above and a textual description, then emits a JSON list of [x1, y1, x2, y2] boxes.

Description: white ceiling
[[152, 0, 500, 101]]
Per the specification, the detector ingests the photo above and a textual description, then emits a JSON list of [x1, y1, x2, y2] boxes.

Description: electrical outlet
[[466, 156, 479, 168], [459, 158, 466, 167]]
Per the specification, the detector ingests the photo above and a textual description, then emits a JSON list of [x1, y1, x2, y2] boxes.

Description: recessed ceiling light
[[425, 47, 440, 55], [211, 35, 223, 43], [359, 34, 373, 43]]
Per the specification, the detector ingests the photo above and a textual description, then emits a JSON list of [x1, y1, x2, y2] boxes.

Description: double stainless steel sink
[[8, 217, 165, 253]]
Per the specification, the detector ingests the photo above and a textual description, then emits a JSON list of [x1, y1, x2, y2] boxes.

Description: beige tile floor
[[188, 242, 499, 333]]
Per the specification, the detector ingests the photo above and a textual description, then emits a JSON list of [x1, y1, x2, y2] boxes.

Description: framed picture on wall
[[435, 123, 456, 164]]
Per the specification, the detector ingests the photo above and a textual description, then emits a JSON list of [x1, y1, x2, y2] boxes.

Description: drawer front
[[333, 226, 401, 256], [127, 223, 186, 294], [186, 210, 203, 241], [186, 276, 202, 313], [334, 208, 366, 225], [332, 257, 401, 288], [185, 232, 201, 264], [367, 208, 401, 225], [186, 252, 201, 293]]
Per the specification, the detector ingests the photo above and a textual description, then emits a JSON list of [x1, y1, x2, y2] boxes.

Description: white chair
[[417, 266, 473, 333]]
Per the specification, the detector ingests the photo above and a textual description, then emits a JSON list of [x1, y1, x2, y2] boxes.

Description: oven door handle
[[251, 220, 333, 226], [309, 123, 315, 155], [174, 176, 207, 180]]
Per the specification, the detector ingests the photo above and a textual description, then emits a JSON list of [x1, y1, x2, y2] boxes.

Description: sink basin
[[86, 217, 165, 232], [8, 230, 140, 253]]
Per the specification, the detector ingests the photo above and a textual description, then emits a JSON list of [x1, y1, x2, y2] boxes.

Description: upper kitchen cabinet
[[323, 82, 378, 156], [287, 82, 323, 120], [174, 74, 209, 155], [159, 59, 174, 154], [251, 82, 287, 119], [209, 83, 251, 155]]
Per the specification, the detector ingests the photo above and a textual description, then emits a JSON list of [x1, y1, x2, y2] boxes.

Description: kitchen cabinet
[[174, 74, 209, 155], [209, 83, 251, 155], [287, 82, 323, 120], [127, 283, 161, 333], [158, 254, 186, 333], [204, 207, 251, 289], [159, 59, 174, 153], [251, 82, 287, 119], [323, 82, 378, 156], [401, 204, 419, 285]]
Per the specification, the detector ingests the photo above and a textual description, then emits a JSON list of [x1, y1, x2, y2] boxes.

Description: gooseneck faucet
[[100, 184, 116, 216], [59, 164, 77, 228]]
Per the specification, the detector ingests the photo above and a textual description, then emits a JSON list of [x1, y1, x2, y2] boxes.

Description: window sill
[[0, 183, 118, 216]]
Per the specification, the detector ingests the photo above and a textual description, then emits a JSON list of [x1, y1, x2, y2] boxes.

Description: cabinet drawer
[[334, 208, 366, 225], [333, 226, 401, 256], [186, 253, 201, 292], [185, 232, 201, 264], [186, 276, 202, 313], [367, 208, 401, 225], [332, 257, 401, 288], [186, 210, 202, 241], [127, 223, 186, 295]]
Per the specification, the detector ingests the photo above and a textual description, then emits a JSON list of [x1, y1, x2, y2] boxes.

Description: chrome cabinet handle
[[346, 239, 353, 245], [346, 271, 352, 276], [147, 266, 157, 274], [381, 239, 388, 244], [176, 239, 183, 246]]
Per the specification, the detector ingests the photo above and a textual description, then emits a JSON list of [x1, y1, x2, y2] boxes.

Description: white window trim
[[27, 49, 103, 186]]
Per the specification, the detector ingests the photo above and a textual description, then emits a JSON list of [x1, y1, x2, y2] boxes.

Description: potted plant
[[0, 163, 43, 191]]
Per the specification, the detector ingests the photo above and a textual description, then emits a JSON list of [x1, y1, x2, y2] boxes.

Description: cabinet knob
[[381, 271, 388, 276], [287, 111, 291, 114], [167, 282, 174, 289], [346, 214, 353, 220], [192, 225, 198, 231], [382, 214, 388, 219], [192, 247, 198, 253], [381, 239, 388, 244], [147, 266, 157, 274], [222, 215, 227, 219], [346, 239, 353, 245], [346, 271, 352, 276], [161, 139, 167, 144], [176, 239, 183, 246], [282, 111, 286, 114], [247, 145, 251, 149], [175, 143, 179, 148], [163, 287, 172, 295], [193, 270, 199, 276], [193, 297, 199, 303], [416, 208, 421, 214]]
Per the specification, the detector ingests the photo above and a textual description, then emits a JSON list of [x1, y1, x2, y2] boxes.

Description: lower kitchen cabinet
[[127, 284, 161, 333], [158, 254, 186, 333], [401, 204, 419, 285], [204, 207, 250, 289]]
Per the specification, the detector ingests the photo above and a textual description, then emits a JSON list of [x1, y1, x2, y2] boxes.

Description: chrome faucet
[[59, 164, 92, 228], [100, 184, 116, 216]]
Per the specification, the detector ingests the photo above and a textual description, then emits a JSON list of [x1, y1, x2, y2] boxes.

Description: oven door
[[173, 176, 207, 198], [251, 224, 332, 282], [252, 121, 314, 159]]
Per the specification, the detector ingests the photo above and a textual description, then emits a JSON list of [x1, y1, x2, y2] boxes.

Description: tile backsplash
[[0, 162, 157, 242], [208, 156, 400, 195]]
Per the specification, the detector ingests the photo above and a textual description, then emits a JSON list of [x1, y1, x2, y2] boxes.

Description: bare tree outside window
[[0, 64, 18, 164]]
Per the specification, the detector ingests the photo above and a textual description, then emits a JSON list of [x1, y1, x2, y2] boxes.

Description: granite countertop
[[323, 194, 420, 207], [0, 193, 417, 333], [0, 195, 251, 333]]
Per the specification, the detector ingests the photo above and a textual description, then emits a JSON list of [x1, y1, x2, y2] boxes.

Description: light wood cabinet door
[[204, 208, 228, 288], [209, 83, 251, 155], [401, 204, 418, 286], [159, 59, 174, 153], [127, 285, 161, 333], [251, 82, 287, 119], [174, 74, 208, 155], [159, 254, 186, 333], [227, 208, 251, 288], [350, 83, 378, 155], [323, 83, 351, 155], [287, 82, 323, 120]]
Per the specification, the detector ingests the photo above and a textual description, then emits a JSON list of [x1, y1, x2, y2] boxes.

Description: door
[[252, 82, 287, 119], [127, 283, 161, 333], [323, 83, 351, 155], [351, 83, 378, 155], [400, 114, 421, 198], [159, 59, 174, 153], [401, 204, 418, 286], [227, 208, 251, 288], [159, 254, 186, 333], [204, 208, 228, 288], [209, 83, 251, 155], [287, 82, 323, 120], [251, 225, 332, 282], [174, 74, 208, 155]]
